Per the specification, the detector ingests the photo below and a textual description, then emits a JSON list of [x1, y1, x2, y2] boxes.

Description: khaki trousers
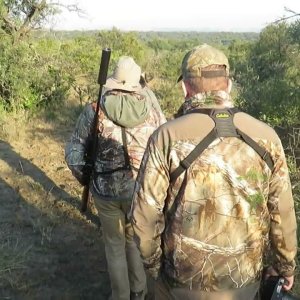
[[94, 198, 146, 300], [154, 277, 260, 300]]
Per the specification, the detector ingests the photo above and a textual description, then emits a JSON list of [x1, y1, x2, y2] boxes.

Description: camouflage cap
[[178, 44, 229, 82], [105, 56, 142, 92]]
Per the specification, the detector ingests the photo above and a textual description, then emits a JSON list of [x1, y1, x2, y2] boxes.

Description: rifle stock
[[81, 48, 111, 212], [81, 184, 91, 212]]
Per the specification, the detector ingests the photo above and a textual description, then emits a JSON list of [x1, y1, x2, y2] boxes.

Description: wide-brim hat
[[105, 56, 142, 92]]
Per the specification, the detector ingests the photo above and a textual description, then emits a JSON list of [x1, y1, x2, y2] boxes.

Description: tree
[[0, 0, 82, 44], [233, 22, 300, 126]]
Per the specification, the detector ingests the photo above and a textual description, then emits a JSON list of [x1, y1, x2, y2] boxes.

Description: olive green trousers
[[94, 198, 146, 300]]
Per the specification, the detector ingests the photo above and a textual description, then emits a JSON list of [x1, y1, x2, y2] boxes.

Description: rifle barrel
[[81, 48, 111, 212]]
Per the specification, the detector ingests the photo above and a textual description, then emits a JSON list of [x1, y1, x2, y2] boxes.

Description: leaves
[[232, 22, 300, 126]]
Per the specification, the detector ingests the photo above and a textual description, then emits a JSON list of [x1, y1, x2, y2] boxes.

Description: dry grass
[[0, 233, 31, 290]]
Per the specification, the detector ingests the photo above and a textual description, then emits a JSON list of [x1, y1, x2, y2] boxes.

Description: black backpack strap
[[237, 129, 274, 171], [227, 107, 241, 114], [121, 126, 131, 170], [170, 108, 239, 183], [169, 107, 274, 183], [226, 108, 274, 171], [170, 128, 217, 183]]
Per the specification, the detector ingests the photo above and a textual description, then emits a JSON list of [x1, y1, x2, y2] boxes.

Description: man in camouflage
[[131, 44, 297, 299], [65, 56, 166, 300]]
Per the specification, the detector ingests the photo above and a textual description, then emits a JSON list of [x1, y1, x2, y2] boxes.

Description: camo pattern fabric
[[181, 44, 230, 80], [131, 92, 297, 291], [65, 87, 166, 201]]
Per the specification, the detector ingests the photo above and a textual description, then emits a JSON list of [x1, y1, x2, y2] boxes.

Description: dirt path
[[0, 106, 111, 299]]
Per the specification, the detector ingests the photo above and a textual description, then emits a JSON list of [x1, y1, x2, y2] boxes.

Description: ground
[[0, 102, 111, 299]]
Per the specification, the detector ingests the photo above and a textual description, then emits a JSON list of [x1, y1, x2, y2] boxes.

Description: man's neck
[[182, 91, 233, 113]]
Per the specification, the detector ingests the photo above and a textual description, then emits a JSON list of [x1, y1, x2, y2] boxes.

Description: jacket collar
[[181, 91, 233, 115]]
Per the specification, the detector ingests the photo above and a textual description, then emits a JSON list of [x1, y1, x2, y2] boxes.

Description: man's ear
[[182, 81, 192, 99], [226, 78, 232, 94], [181, 81, 187, 98]]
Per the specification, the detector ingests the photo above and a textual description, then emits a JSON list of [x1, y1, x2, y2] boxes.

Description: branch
[[274, 7, 300, 23], [50, 1, 87, 17], [1, 0, 86, 42], [1, 14, 18, 35], [18, 0, 47, 36]]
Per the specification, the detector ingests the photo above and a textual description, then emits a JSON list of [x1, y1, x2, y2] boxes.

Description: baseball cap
[[177, 44, 229, 82], [105, 56, 142, 92]]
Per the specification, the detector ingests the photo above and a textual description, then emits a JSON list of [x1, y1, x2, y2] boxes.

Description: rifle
[[260, 276, 300, 300], [81, 48, 111, 212]]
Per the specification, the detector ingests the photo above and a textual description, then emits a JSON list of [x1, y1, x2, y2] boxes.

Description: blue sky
[[52, 0, 300, 32]]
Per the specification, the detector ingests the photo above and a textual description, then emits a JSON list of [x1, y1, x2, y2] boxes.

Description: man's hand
[[264, 266, 294, 291]]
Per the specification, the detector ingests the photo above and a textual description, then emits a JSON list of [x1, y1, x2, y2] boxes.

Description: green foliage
[[289, 19, 300, 44], [96, 28, 149, 69], [138, 31, 259, 46], [0, 36, 75, 111], [1, 23, 298, 125], [152, 79, 182, 119], [0, 20, 299, 127], [232, 22, 300, 126]]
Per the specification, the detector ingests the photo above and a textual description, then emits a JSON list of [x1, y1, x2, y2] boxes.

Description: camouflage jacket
[[65, 87, 166, 201], [131, 92, 297, 291]]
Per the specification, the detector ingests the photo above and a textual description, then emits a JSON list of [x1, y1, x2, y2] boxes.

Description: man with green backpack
[[65, 56, 166, 300]]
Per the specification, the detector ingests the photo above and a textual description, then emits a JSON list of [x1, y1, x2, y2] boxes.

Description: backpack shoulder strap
[[170, 109, 219, 183], [121, 126, 131, 171], [170, 108, 274, 183], [237, 129, 274, 171], [170, 128, 217, 183]]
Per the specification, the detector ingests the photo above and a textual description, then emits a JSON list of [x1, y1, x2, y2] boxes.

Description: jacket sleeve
[[65, 104, 95, 185], [131, 135, 169, 279], [268, 138, 298, 277]]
